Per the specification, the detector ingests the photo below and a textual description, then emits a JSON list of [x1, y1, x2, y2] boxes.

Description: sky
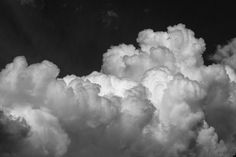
[[1, 1, 236, 157], [0, 0, 236, 76]]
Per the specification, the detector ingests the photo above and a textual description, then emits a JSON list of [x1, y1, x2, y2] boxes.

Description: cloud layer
[[0, 24, 236, 157]]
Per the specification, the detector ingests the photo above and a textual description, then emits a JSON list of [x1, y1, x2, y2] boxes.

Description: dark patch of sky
[[0, 0, 235, 76]]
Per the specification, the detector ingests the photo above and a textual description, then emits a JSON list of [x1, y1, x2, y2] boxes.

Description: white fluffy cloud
[[0, 24, 236, 157]]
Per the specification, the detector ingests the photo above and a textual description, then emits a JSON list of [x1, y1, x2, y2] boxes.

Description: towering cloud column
[[0, 24, 236, 157]]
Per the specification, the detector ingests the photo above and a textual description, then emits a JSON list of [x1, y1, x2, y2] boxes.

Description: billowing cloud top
[[0, 24, 236, 157]]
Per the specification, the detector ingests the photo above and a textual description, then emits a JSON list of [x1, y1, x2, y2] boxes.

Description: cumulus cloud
[[0, 24, 236, 157], [212, 38, 236, 70], [0, 110, 30, 155]]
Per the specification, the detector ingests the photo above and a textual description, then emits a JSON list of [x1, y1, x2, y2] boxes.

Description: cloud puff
[[0, 24, 236, 157], [212, 38, 236, 70]]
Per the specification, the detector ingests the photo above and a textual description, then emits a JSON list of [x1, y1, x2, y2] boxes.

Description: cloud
[[0, 24, 236, 157], [0, 110, 30, 155], [212, 38, 236, 70]]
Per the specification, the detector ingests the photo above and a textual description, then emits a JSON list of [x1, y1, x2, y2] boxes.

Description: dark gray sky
[[0, 0, 236, 76]]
